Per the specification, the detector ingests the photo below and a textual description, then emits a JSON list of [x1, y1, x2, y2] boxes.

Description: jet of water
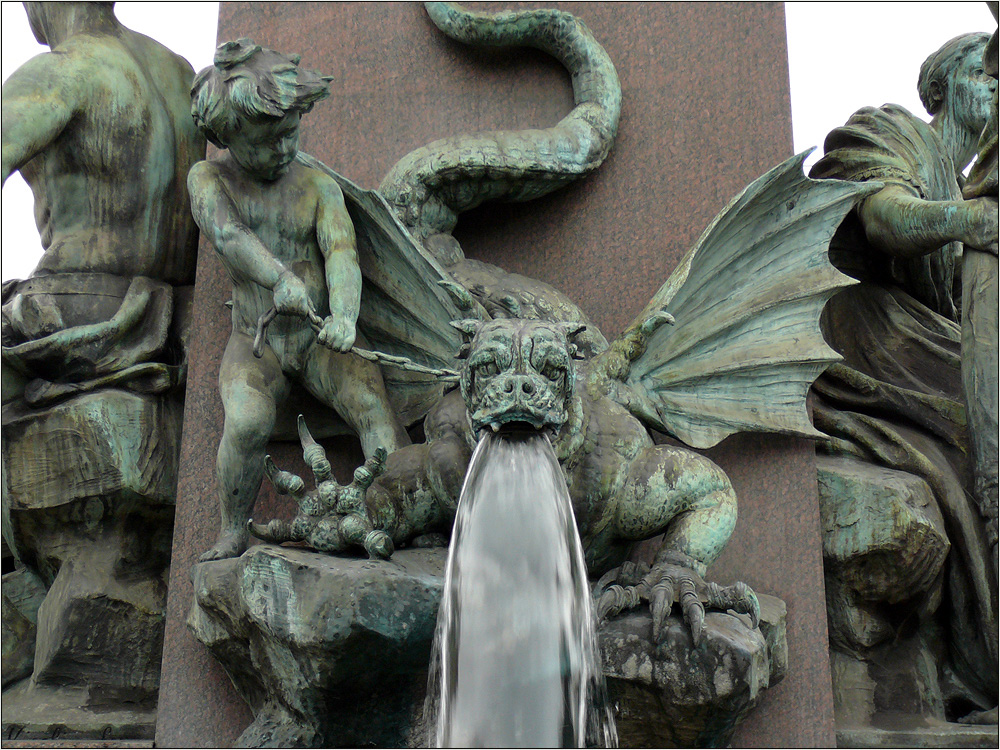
[[429, 430, 617, 748]]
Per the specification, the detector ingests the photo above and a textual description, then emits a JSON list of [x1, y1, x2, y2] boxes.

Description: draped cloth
[[810, 104, 998, 708], [1, 274, 187, 408]]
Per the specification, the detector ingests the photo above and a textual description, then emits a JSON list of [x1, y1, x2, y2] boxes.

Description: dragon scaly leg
[[596, 445, 756, 643]]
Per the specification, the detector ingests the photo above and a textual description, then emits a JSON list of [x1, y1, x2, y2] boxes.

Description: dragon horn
[[352, 447, 387, 492]]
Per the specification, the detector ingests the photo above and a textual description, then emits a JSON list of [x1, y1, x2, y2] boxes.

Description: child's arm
[[314, 174, 361, 351], [188, 161, 312, 317]]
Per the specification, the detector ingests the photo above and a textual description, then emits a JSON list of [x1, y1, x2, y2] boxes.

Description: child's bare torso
[[215, 159, 335, 369]]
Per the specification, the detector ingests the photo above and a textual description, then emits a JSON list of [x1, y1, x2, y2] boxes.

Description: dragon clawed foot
[[247, 417, 394, 560], [595, 560, 759, 645]]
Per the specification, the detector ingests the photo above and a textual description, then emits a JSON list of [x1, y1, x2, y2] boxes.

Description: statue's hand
[[273, 270, 314, 318], [316, 314, 356, 352], [963, 197, 999, 256]]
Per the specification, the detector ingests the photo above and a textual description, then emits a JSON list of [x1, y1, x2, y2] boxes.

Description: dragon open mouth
[[471, 408, 564, 440]]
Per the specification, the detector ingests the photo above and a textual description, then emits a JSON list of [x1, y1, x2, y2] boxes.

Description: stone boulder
[[601, 595, 786, 748], [817, 455, 959, 729], [817, 455, 948, 653], [190, 545, 787, 748], [1, 567, 46, 689], [190, 545, 443, 747], [1, 389, 181, 738]]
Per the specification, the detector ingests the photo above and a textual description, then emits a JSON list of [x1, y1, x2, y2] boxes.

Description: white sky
[[1, 2, 996, 282]]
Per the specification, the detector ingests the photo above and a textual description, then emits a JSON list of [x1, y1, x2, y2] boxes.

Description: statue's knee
[[221, 407, 272, 449]]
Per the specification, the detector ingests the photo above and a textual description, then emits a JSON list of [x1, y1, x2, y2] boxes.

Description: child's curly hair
[[191, 39, 333, 147]]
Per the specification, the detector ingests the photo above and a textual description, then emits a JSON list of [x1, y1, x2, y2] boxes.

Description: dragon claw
[[263, 455, 305, 497], [596, 560, 760, 645], [595, 568, 621, 592], [596, 584, 631, 621], [248, 422, 395, 559], [706, 580, 760, 628], [650, 576, 674, 639], [679, 577, 705, 646], [364, 529, 394, 560]]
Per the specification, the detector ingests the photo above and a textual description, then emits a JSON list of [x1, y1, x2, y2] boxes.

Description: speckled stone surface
[[155, 3, 835, 747]]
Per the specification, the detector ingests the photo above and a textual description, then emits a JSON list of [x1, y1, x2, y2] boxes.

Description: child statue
[[188, 40, 410, 561]]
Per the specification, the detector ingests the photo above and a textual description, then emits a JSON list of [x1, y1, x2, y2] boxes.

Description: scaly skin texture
[[379, 2, 621, 241], [253, 319, 759, 642]]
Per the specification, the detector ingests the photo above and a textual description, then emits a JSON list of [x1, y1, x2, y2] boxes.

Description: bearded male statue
[[810, 31, 998, 725]]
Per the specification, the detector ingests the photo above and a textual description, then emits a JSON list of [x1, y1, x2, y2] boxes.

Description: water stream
[[429, 430, 617, 748]]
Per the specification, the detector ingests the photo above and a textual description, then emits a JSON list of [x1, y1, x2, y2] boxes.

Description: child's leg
[[202, 331, 290, 561], [301, 342, 410, 458]]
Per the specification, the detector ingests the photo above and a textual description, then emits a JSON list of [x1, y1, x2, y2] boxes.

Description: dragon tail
[[378, 1, 622, 240]]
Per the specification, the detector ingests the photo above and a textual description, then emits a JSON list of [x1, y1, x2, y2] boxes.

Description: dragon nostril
[[522, 381, 534, 395], [504, 381, 514, 393]]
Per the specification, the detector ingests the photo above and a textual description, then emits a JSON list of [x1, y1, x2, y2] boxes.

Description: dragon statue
[[242, 3, 875, 642]]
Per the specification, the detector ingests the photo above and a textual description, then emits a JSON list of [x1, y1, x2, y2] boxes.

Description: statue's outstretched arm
[[315, 174, 361, 351], [859, 183, 999, 257], [1, 52, 80, 184]]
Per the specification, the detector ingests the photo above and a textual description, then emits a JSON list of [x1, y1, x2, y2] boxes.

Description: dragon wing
[[613, 151, 880, 449], [297, 152, 470, 426]]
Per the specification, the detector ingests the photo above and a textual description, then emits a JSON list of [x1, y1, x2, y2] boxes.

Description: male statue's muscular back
[[1, 3, 203, 285]]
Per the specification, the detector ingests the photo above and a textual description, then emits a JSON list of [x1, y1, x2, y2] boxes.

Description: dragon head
[[454, 318, 586, 437]]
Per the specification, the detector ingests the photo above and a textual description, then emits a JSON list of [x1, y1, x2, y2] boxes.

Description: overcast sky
[[2, 2, 996, 281]]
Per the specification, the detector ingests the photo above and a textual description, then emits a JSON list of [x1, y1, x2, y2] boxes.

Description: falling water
[[429, 430, 617, 748]]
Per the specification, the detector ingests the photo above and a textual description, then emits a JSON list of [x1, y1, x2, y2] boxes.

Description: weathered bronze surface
[[0, 1, 204, 738], [181, 4, 877, 746], [187, 40, 411, 563], [810, 26, 999, 731]]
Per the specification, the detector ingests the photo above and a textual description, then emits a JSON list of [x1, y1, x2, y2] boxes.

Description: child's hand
[[273, 271, 313, 318], [317, 315, 356, 352]]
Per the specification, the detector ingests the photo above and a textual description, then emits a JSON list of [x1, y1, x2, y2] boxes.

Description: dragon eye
[[478, 361, 500, 378], [541, 363, 563, 381]]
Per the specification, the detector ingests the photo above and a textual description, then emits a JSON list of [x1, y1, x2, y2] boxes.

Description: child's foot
[[199, 530, 249, 562]]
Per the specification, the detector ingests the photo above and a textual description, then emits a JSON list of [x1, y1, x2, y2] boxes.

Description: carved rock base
[[1, 567, 46, 689], [816, 455, 999, 741], [189, 545, 786, 748], [818, 455, 948, 655], [1, 681, 156, 742], [601, 595, 787, 748], [190, 545, 443, 747], [1, 390, 180, 737], [837, 725, 1000, 749]]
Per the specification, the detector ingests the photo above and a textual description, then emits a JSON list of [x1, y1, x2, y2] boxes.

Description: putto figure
[[188, 41, 410, 561]]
